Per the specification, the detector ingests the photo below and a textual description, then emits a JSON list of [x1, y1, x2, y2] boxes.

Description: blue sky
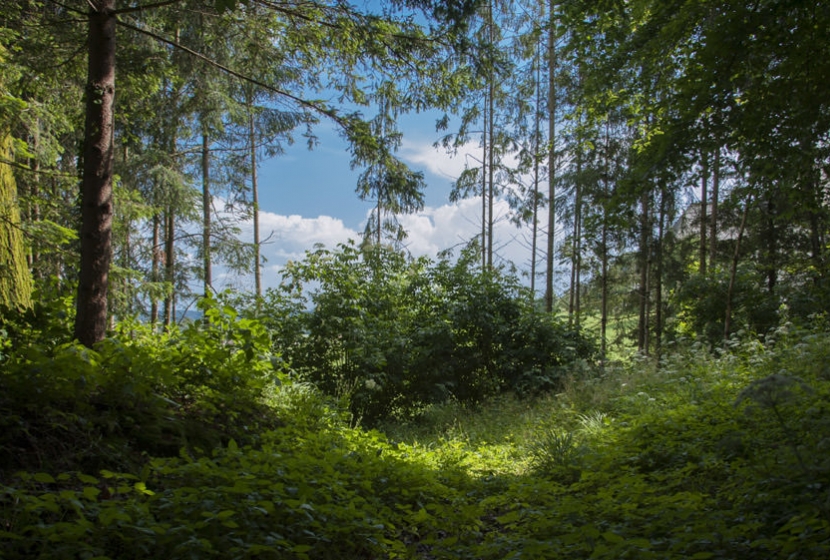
[[212, 109, 539, 292], [255, 112, 455, 229]]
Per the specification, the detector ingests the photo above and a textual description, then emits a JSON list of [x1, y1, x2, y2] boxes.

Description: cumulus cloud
[[210, 204, 359, 292], [210, 127, 545, 292], [397, 197, 533, 267], [400, 138, 480, 180]]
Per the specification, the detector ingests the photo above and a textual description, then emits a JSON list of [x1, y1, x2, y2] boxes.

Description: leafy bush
[[256, 242, 594, 425], [0, 296, 286, 474]]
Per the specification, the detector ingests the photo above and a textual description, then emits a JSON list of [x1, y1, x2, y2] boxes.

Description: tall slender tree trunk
[[710, 149, 719, 264], [569, 147, 583, 327], [655, 186, 666, 356], [699, 151, 708, 276], [530, 53, 541, 298], [202, 132, 212, 296], [601, 211, 608, 359], [151, 212, 160, 324], [764, 197, 778, 293], [75, 0, 116, 347], [600, 120, 611, 359], [249, 110, 262, 299], [544, 0, 557, 313], [725, 196, 751, 340], [27, 120, 41, 272], [487, 79, 495, 269], [163, 208, 175, 327], [481, 92, 488, 269], [638, 189, 651, 354]]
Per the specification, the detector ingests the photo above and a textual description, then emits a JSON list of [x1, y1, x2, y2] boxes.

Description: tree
[[0, 135, 33, 310], [55, 0, 482, 345], [74, 0, 116, 347]]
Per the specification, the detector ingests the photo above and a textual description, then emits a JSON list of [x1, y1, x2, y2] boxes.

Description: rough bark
[[75, 0, 116, 347], [0, 136, 33, 310]]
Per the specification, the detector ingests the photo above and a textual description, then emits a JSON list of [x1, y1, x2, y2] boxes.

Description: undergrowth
[[2, 318, 830, 558]]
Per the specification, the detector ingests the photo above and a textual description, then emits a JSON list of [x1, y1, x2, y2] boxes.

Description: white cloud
[[400, 138, 480, 180], [397, 197, 533, 267], [210, 204, 359, 292]]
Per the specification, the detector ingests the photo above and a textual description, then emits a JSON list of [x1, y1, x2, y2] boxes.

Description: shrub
[[257, 242, 594, 425]]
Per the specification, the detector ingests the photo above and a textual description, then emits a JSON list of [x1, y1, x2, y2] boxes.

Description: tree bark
[[202, 131, 212, 296], [544, 0, 556, 313], [600, 119, 611, 359], [0, 135, 33, 310], [151, 212, 160, 324], [725, 196, 751, 340], [163, 207, 175, 327], [710, 149, 719, 264], [699, 150, 708, 276], [655, 185, 666, 356], [75, 0, 116, 347], [481, 93, 487, 269], [638, 189, 651, 354], [249, 110, 262, 299]]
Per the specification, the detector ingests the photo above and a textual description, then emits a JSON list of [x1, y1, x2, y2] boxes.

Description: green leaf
[[82, 486, 101, 501], [602, 531, 625, 544], [133, 481, 154, 496], [33, 472, 55, 483], [78, 473, 99, 485]]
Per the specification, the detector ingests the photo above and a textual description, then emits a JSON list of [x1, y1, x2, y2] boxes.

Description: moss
[[0, 134, 33, 310]]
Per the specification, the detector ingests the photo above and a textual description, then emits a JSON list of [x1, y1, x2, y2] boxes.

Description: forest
[[2, 0, 830, 558]]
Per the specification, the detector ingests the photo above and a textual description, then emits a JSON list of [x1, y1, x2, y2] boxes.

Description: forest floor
[[3, 325, 830, 558]]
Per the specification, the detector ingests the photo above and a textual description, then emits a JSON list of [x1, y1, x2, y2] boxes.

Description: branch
[[115, 0, 187, 15], [115, 18, 351, 130], [0, 157, 77, 179]]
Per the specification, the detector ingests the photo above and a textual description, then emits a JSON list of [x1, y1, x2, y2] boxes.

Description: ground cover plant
[[3, 304, 830, 558]]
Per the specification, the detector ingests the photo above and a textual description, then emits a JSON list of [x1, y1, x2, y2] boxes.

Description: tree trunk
[[481, 93, 487, 269], [249, 110, 262, 299], [710, 149, 719, 264], [0, 135, 34, 310], [530, 46, 542, 299], [163, 208, 175, 327], [600, 119, 611, 359], [699, 150, 708, 276], [725, 196, 751, 340], [638, 189, 651, 354], [151, 212, 160, 324], [202, 132, 212, 296], [655, 186, 666, 356], [75, 0, 116, 347], [487, 78, 495, 270], [544, 0, 557, 313], [27, 119, 41, 272], [486, 1, 495, 271], [570, 147, 583, 327], [600, 214, 608, 359]]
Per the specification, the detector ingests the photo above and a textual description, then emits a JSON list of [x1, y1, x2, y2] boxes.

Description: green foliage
[[258, 242, 594, 425], [0, 296, 285, 475], [4, 301, 830, 558]]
